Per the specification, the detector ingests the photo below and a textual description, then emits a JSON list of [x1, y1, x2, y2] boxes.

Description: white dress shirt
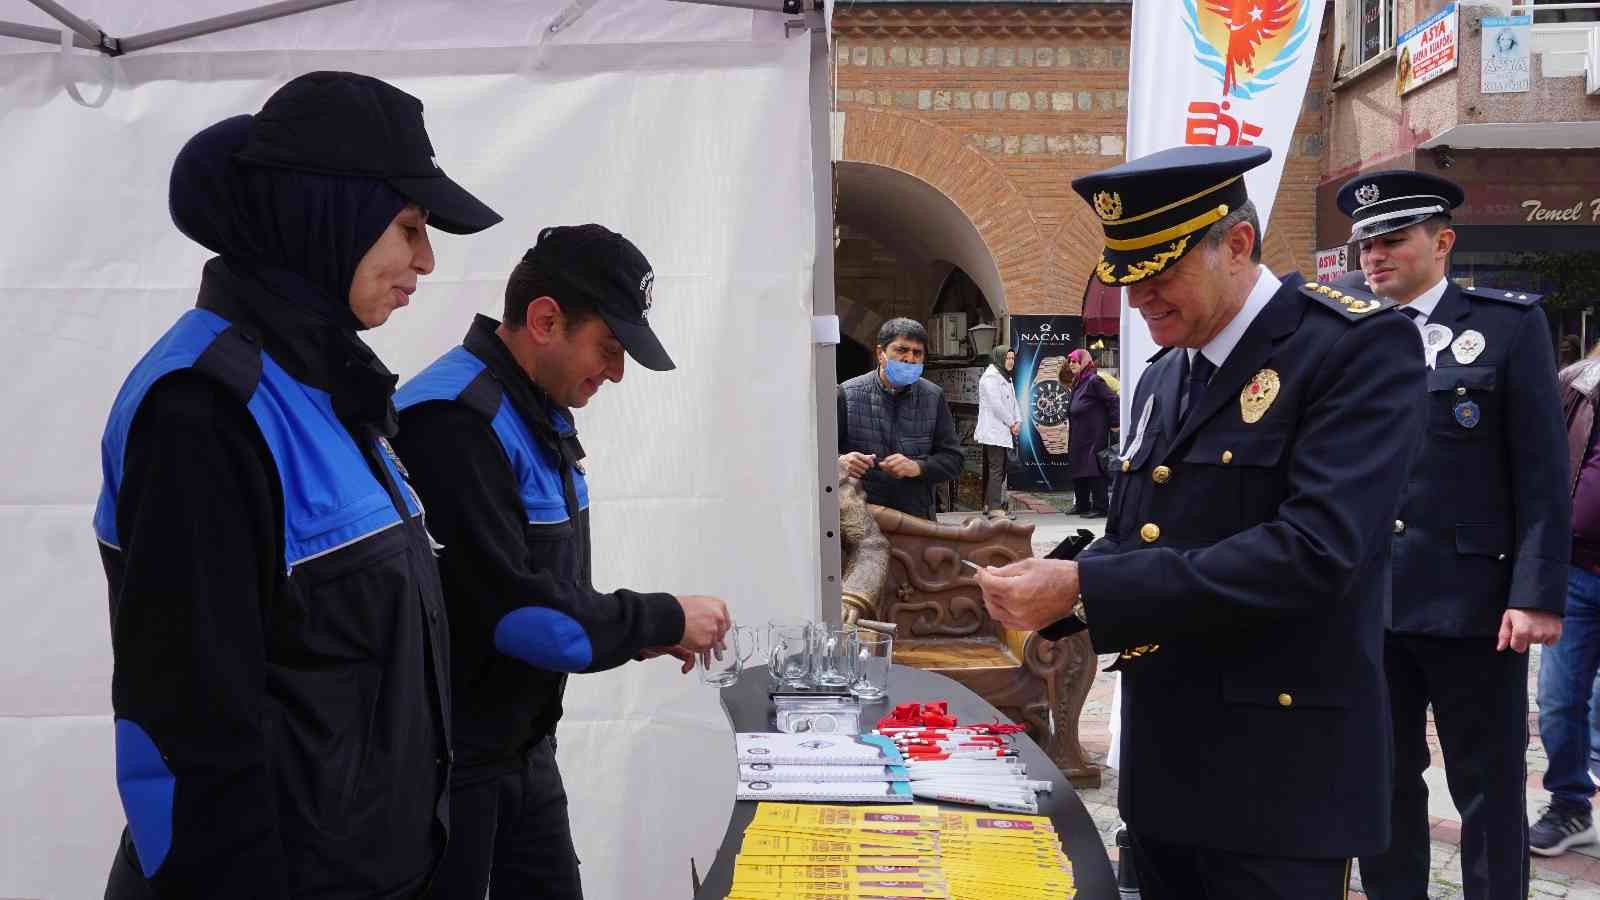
[[1187, 264, 1281, 373]]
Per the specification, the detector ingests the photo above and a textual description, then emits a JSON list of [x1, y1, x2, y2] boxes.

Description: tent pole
[[0, 18, 96, 49], [21, 0, 107, 50], [118, 0, 357, 54], [808, 8, 842, 627]]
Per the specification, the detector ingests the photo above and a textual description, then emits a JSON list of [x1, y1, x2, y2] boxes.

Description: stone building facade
[[831, 0, 1336, 357]]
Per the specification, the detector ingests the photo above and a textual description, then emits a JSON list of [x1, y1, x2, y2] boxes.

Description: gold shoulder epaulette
[[1299, 280, 1396, 321]]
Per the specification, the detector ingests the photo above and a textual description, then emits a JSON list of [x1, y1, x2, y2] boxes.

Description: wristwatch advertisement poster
[[1012, 314, 1083, 491]]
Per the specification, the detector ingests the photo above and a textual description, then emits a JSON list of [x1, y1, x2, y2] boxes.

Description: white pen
[[911, 776, 1053, 793], [908, 784, 1038, 813]]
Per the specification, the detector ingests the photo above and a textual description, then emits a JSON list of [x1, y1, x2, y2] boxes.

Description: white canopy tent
[[0, 1, 839, 896]]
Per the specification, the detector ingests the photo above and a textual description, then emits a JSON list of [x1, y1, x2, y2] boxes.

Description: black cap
[[235, 71, 502, 235], [1331, 269, 1371, 292], [522, 225, 675, 371], [1337, 169, 1463, 243], [1072, 145, 1271, 286]]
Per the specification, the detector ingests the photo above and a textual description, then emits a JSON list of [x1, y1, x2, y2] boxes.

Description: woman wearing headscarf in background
[[94, 72, 500, 899], [1065, 347, 1118, 517], [975, 344, 1021, 518]]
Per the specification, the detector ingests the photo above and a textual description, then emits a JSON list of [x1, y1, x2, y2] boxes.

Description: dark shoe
[[1530, 801, 1597, 856], [1084, 509, 1107, 518], [1068, 506, 1089, 515]]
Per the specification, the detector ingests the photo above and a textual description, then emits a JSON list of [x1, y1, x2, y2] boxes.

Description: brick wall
[[833, 2, 1334, 316]]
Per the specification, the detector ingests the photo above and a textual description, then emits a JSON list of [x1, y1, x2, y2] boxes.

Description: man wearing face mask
[[838, 318, 965, 520]]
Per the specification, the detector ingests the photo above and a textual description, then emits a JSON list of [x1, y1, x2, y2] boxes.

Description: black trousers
[[982, 444, 1009, 511], [1359, 634, 1530, 900], [1128, 831, 1350, 900], [1073, 476, 1108, 513], [428, 737, 583, 900]]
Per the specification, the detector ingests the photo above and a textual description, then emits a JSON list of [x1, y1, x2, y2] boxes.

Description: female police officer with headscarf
[[94, 72, 500, 898]]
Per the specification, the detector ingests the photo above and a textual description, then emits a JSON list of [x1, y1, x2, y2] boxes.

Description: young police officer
[[1339, 171, 1570, 900], [977, 146, 1425, 898], [392, 225, 731, 899]]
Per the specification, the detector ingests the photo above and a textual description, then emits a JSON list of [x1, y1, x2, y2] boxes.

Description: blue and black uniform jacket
[[393, 314, 683, 781], [94, 259, 452, 899]]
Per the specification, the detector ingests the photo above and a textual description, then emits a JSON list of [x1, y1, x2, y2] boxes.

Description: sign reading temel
[[1396, 3, 1459, 96]]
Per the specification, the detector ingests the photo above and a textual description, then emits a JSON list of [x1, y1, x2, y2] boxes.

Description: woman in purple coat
[[1065, 348, 1118, 517]]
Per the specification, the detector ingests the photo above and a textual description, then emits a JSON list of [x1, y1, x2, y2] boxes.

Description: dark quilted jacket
[[837, 371, 964, 519]]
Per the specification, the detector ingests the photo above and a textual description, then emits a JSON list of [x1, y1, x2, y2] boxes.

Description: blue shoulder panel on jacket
[[94, 310, 230, 548], [97, 309, 415, 570], [115, 718, 174, 877], [395, 346, 488, 411], [493, 607, 594, 672]]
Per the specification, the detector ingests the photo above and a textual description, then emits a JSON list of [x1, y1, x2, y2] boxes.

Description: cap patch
[[1354, 183, 1381, 205], [1094, 191, 1123, 222], [639, 271, 655, 320]]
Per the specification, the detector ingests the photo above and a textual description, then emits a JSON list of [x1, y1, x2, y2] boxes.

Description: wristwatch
[[1029, 356, 1070, 455]]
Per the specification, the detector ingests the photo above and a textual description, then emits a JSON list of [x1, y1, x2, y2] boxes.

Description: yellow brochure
[[731, 862, 944, 884], [736, 853, 941, 867], [740, 833, 933, 856], [752, 803, 941, 832], [743, 826, 937, 851]]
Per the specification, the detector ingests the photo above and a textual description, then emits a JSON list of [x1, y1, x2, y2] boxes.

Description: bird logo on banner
[[1182, 0, 1311, 99]]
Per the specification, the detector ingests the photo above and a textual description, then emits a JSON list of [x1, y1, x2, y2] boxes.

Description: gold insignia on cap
[[1240, 369, 1281, 424], [1093, 191, 1124, 222], [1116, 237, 1191, 284]]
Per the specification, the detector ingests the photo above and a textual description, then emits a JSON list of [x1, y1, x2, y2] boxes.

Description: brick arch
[[1048, 199, 1108, 316], [840, 108, 1048, 315]]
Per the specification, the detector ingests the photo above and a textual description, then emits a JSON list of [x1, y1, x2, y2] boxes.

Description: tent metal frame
[[4, 0, 844, 623], [3, 0, 356, 55]]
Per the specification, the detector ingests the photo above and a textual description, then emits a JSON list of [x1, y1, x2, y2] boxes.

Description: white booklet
[[735, 733, 904, 766], [740, 763, 910, 783], [735, 779, 914, 803]]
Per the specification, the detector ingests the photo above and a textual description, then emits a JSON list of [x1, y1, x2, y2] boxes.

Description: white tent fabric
[[0, 2, 822, 896]]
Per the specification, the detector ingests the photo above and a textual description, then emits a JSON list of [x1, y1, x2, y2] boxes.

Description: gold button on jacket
[[1221, 450, 1234, 464], [1140, 523, 1161, 543], [1277, 693, 1293, 708], [1152, 465, 1172, 484]]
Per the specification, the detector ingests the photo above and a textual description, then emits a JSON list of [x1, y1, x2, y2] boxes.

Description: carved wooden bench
[[847, 506, 1101, 787]]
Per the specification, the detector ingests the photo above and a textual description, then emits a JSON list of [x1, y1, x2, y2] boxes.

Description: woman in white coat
[[975, 344, 1021, 517]]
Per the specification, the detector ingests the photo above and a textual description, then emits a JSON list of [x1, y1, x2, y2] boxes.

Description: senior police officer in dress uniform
[[975, 145, 1426, 899], [1339, 171, 1570, 900]]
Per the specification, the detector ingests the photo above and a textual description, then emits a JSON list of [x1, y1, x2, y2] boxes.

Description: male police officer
[[1339, 171, 1570, 900], [391, 225, 731, 899], [976, 146, 1425, 898]]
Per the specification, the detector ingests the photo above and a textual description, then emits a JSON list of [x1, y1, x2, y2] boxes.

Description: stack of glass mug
[[698, 617, 893, 700]]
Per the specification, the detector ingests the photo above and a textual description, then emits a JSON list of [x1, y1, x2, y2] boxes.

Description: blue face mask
[[883, 359, 923, 388]]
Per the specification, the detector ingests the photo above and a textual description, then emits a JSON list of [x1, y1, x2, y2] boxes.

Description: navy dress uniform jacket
[[1046, 274, 1426, 860], [1390, 283, 1571, 636]]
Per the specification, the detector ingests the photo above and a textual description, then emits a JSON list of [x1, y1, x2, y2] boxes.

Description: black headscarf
[[169, 115, 409, 430]]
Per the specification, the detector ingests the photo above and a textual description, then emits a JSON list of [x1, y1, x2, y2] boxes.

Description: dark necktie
[[1400, 307, 1420, 321], [1180, 352, 1215, 424]]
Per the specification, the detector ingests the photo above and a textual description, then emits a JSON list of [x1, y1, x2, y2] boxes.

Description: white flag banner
[[1108, 0, 1319, 768]]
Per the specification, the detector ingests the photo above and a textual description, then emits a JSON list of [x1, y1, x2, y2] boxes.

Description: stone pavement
[[944, 494, 1600, 899]]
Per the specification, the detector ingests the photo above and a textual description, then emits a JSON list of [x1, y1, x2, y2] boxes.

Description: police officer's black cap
[[235, 71, 502, 235], [1336, 169, 1463, 244], [1071, 145, 1271, 286], [522, 225, 675, 372]]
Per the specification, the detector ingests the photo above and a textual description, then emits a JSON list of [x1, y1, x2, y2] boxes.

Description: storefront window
[[1531, 0, 1600, 23]]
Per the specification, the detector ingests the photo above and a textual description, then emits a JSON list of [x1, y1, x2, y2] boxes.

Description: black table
[[693, 663, 1116, 899]]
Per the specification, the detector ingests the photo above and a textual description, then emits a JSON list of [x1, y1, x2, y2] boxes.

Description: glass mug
[[699, 624, 758, 688], [850, 629, 893, 701], [814, 626, 858, 688], [768, 617, 815, 689]]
